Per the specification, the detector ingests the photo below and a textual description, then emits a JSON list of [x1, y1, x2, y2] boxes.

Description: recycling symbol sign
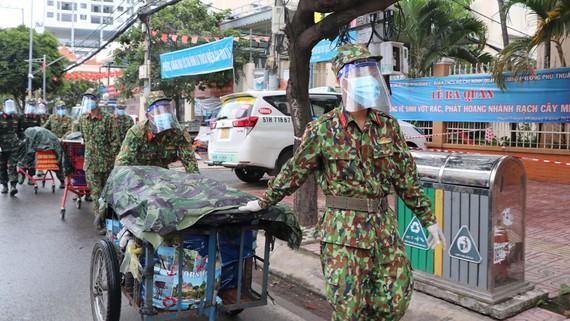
[[402, 216, 429, 250], [448, 225, 481, 263]]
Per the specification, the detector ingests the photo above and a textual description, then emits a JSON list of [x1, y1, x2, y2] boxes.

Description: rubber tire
[[75, 199, 82, 209], [52, 185, 55, 193], [275, 148, 293, 174], [224, 308, 244, 317], [34, 186, 38, 194], [61, 209, 65, 220], [234, 167, 265, 183], [42, 180, 46, 188], [90, 239, 121, 321]]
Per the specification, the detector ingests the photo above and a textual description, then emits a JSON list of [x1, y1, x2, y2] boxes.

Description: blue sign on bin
[[160, 37, 234, 79], [402, 216, 429, 250]]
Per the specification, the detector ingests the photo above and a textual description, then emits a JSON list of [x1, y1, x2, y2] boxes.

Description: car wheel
[[275, 147, 293, 174], [235, 167, 265, 183]]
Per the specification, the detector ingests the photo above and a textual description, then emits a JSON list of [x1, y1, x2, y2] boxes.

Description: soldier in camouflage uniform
[[75, 89, 115, 229], [111, 98, 134, 159], [115, 91, 198, 173], [0, 99, 22, 196], [240, 45, 447, 321], [43, 99, 72, 188], [20, 99, 44, 131], [18, 98, 48, 184]]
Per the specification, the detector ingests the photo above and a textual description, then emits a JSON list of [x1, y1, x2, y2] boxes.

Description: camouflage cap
[[54, 98, 66, 107], [331, 44, 381, 77], [83, 88, 99, 99], [116, 97, 127, 109], [146, 90, 170, 107]]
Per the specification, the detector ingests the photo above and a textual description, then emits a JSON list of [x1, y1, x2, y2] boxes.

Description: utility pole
[[42, 54, 47, 100], [71, 0, 75, 53], [27, 0, 34, 99], [142, 16, 151, 97]]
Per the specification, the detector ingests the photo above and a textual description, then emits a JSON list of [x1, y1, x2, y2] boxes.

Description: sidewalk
[[257, 180, 570, 321]]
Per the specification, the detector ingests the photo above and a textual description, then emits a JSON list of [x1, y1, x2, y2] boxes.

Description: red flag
[[234, 37, 240, 42], [255, 36, 260, 43], [161, 33, 168, 42], [263, 36, 270, 42], [65, 73, 70, 80], [191, 36, 198, 44], [151, 30, 158, 37], [181, 35, 188, 44], [214, 37, 220, 41], [171, 34, 178, 42], [203, 36, 210, 42]]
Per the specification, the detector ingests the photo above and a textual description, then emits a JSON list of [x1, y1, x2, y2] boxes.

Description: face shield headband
[[338, 60, 391, 113], [36, 103, 47, 115], [81, 95, 98, 113], [24, 102, 37, 114], [3, 100, 17, 114], [146, 99, 180, 134]]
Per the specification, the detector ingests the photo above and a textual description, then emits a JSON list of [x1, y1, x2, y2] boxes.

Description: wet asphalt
[[0, 169, 326, 321]]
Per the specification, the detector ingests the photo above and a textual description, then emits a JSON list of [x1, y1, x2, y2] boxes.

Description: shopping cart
[[17, 150, 59, 194], [60, 140, 90, 220]]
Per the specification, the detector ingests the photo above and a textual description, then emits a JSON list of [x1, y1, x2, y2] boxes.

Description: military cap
[[116, 97, 127, 109], [83, 88, 99, 99], [331, 44, 381, 76], [146, 90, 170, 107], [54, 98, 66, 107]]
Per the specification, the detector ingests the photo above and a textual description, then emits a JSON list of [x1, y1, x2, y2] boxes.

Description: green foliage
[[395, 0, 487, 77], [56, 79, 97, 107], [0, 26, 67, 106], [113, 0, 248, 101]]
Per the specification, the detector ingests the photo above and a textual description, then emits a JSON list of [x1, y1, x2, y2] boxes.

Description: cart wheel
[[224, 309, 244, 317], [34, 186, 38, 194], [42, 180, 46, 188], [90, 240, 121, 321], [52, 185, 56, 193], [75, 199, 82, 209], [61, 209, 66, 220]]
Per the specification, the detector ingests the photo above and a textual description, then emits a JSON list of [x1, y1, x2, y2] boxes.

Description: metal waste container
[[397, 151, 531, 306]]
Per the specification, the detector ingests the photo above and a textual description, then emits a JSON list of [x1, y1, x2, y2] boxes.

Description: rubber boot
[[18, 173, 25, 185], [1, 184, 8, 194], [9, 182, 18, 196]]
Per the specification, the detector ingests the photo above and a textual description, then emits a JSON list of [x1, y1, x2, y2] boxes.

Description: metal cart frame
[[17, 150, 59, 194], [90, 216, 274, 321], [60, 140, 90, 219]]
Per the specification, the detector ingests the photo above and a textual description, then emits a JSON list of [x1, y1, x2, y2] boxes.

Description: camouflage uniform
[[43, 114, 73, 138], [115, 120, 198, 173], [75, 112, 115, 209], [111, 114, 134, 159], [20, 115, 43, 132], [0, 113, 22, 189], [258, 46, 436, 321]]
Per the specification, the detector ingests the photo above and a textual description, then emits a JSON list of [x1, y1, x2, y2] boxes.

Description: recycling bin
[[397, 151, 531, 306]]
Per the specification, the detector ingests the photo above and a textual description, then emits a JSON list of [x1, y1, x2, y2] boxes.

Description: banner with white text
[[390, 67, 570, 123]]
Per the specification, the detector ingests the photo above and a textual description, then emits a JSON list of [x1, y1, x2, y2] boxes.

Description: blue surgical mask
[[57, 110, 66, 117], [153, 113, 173, 132], [116, 109, 126, 116], [347, 76, 381, 108], [84, 100, 97, 112]]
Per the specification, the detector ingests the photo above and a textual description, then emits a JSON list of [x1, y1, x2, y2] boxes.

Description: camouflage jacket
[[0, 114, 23, 152], [20, 115, 45, 132], [43, 115, 73, 138], [111, 115, 134, 157], [260, 108, 435, 249], [75, 112, 115, 173], [115, 120, 199, 174]]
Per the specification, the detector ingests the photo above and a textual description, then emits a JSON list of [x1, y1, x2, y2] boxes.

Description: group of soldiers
[[0, 91, 133, 199]]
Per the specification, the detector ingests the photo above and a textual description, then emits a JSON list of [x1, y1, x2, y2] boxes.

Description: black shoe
[[9, 183, 18, 196], [1, 184, 8, 194], [84, 195, 93, 202], [17, 173, 25, 185]]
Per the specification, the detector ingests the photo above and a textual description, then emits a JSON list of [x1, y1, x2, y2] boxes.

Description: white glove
[[238, 200, 263, 212], [427, 224, 447, 250]]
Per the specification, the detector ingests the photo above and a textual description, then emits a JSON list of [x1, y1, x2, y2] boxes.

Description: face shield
[[145, 99, 180, 134], [81, 95, 98, 113], [338, 60, 391, 113], [36, 102, 47, 115], [54, 104, 67, 117], [3, 99, 17, 115], [115, 107, 126, 116], [24, 102, 37, 114]]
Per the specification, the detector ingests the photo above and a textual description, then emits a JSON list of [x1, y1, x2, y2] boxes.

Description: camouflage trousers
[[86, 169, 112, 215], [321, 239, 413, 321], [0, 150, 19, 184]]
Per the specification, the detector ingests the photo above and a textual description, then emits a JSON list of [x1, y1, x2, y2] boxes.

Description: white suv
[[207, 90, 426, 183]]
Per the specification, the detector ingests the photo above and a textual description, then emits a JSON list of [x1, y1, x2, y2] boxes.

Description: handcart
[[90, 212, 274, 321], [60, 139, 90, 219], [89, 166, 301, 321], [17, 150, 59, 194]]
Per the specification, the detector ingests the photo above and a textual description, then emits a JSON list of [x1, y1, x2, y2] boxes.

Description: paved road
[[0, 168, 327, 321]]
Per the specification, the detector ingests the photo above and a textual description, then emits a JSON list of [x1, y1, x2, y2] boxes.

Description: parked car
[[207, 90, 427, 183]]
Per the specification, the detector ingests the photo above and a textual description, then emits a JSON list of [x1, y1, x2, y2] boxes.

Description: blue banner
[[390, 68, 570, 123], [160, 37, 234, 79], [310, 32, 356, 64]]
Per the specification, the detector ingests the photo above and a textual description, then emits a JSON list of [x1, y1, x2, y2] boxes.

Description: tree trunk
[[544, 40, 551, 68], [554, 41, 567, 67], [497, 0, 509, 47]]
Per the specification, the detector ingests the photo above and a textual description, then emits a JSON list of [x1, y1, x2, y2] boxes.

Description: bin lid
[[412, 151, 506, 188]]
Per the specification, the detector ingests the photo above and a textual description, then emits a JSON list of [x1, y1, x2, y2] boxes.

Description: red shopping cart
[[17, 150, 59, 194], [60, 140, 90, 220]]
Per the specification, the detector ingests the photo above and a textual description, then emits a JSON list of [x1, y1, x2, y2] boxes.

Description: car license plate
[[211, 153, 238, 163], [220, 128, 230, 139]]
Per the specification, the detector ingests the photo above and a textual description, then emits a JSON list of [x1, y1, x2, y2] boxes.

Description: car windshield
[[217, 97, 255, 120]]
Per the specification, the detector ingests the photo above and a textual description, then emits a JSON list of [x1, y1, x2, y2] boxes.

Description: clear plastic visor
[[3, 100, 16, 114], [81, 95, 98, 113], [37, 103, 47, 115], [339, 60, 391, 113], [24, 103, 36, 114], [146, 99, 180, 133]]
